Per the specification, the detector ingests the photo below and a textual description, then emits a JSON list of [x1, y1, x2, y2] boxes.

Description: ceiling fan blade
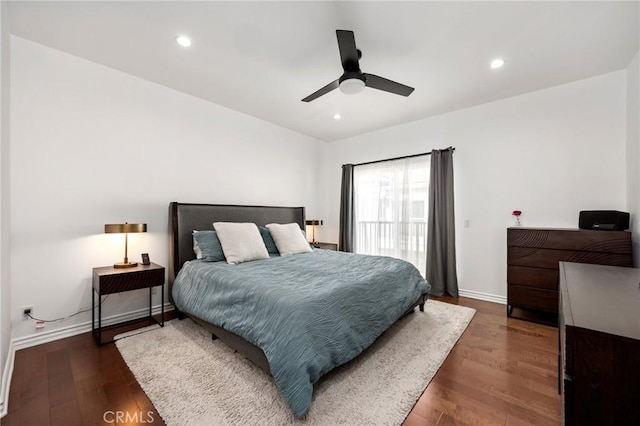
[[364, 74, 414, 97], [336, 30, 360, 72], [301, 79, 340, 102]]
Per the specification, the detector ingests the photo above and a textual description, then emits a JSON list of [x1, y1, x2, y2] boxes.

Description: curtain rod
[[347, 147, 455, 168]]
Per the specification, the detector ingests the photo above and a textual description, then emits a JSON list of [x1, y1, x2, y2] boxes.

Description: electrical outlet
[[22, 305, 34, 321]]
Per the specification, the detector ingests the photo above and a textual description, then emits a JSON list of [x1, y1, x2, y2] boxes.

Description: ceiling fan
[[302, 30, 415, 102]]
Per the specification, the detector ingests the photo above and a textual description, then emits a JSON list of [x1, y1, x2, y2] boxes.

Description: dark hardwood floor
[[405, 297, 560, 425], [2, 297, 560, 425]]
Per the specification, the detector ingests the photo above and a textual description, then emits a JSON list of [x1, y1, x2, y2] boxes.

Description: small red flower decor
[[512, 210, 522, 226]]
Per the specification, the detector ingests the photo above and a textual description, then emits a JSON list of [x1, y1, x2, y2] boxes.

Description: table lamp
[[305, 219, 323, 245], [104, 222, 147, 268]]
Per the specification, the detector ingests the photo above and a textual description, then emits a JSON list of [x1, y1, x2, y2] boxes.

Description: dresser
[[559, 262, 640, 425], [507, 227, 632, 325]]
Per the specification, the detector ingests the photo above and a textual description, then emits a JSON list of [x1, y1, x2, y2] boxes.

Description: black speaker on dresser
[[578, 210, 630, 231]]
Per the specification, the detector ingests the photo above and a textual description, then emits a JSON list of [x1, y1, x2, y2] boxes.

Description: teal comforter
[[172, 249, 430, 417]]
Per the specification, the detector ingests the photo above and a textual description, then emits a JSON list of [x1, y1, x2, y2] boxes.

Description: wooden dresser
[[559, 262, 640, 425], [507, 227, 632, 325]]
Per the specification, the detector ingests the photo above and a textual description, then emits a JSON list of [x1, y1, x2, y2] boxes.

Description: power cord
[[25, 295, 110, 323]]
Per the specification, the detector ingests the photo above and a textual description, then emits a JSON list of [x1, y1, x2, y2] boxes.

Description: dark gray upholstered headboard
[[169, 202, 305, 285]]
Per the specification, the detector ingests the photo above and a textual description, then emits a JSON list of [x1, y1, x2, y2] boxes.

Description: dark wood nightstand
[[92, 262, 165, 346], [312, 242, 338, 251]]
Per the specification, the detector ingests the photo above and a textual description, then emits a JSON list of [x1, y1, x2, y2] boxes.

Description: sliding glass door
[[353, 156, 429, 275]]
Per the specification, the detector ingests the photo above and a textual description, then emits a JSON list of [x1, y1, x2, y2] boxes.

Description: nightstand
[[92, 262, 165, 346], [312, 242, 338, 251]]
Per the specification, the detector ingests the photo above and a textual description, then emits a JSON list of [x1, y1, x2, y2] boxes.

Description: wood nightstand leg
[[97, 293, 102, 346], [92, 289, 97, 346], [92, 289, 95, 332], [161, 283, 165, 326]]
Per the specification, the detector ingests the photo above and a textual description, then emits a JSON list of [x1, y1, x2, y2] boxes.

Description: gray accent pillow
[[259, 226, 280, 255], [192, 230, 226, 262]]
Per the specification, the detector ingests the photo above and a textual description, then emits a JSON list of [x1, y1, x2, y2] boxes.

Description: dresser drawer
[[507, 228, 631, 253], [508, 247, 632, 270], [507, 266, 558, 290], [508, 285, 558, 313]]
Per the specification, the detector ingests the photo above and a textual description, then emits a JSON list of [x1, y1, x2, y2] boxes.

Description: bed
[[168, 202, 430, 417]]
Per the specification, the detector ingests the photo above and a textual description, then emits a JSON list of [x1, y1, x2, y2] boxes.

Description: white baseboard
[[458, 289, 507, 305], [0, 340, 14, 418], [12, 303, 174, 351]]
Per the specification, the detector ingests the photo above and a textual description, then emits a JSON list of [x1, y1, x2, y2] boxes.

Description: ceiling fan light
[[339, 78, 365, 95]]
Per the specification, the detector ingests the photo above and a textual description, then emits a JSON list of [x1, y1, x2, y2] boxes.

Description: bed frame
[[169, 201, 426, 375]]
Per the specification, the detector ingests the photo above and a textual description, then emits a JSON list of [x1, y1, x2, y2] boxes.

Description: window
[[353, 156, 429, 275]]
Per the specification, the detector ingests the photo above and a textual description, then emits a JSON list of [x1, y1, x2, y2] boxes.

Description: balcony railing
[[356, 220, 427, 255]]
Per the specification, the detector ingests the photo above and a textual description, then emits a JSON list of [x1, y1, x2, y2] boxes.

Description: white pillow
[[266, 223, 313, 256], [212, 222, 269, 264]]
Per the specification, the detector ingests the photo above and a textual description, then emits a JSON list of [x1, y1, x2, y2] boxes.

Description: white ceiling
[[8, 1, 640, 142]]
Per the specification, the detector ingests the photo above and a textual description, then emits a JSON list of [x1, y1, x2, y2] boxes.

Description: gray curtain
[[426, 147, 458, 297], [339, 164, 354, 252]]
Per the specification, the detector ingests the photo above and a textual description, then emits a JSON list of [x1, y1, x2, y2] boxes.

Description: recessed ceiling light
[[490, 58, 505, 69], [334, 114, 341, 120], [176, 35, 192, 47]]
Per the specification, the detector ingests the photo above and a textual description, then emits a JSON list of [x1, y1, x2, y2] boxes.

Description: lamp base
[[113, 261, 138, 269]]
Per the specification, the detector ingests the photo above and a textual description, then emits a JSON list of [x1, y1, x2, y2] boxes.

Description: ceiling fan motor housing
[[339, 71, 365, 84]]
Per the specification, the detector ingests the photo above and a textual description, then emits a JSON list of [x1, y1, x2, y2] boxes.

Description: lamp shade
[[105, 223, 147, 234]]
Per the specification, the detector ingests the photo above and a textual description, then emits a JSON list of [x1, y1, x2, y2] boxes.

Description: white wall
[[625, 50, 640, 266], [321, 71, 627, 301], [0, 0, 11, 417], [10, 37, 323, 341]]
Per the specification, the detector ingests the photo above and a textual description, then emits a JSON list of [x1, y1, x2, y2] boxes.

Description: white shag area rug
[[116, 299, 475, 426]]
